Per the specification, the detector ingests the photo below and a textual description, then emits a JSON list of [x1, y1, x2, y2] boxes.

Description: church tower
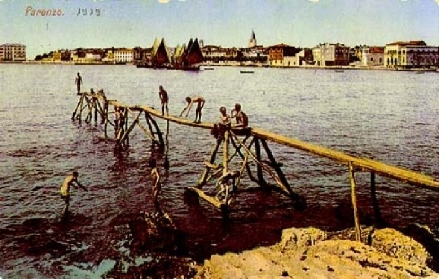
[[249, 30, 257, 48]]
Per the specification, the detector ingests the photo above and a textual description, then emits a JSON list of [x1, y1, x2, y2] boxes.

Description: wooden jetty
[[72, 90, 439, 241]]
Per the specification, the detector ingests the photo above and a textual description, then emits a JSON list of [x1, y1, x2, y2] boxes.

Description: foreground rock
[[196, 226, 439, 279], [103, 211, 198, 279]]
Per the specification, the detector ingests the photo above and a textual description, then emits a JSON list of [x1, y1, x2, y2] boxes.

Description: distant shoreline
[[1, 61, 437, 72]]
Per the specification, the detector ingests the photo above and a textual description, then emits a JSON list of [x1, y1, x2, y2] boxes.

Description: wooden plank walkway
[[95, 94, 439, 191]]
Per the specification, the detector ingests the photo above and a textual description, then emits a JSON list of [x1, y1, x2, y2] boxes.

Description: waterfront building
[[52, 50, 62, 62], [133, 47, 145, 65], [361, 46, 384, 67], [240, 46, 268, 65], [384, 40, 439, 69], [312, 47, 322, 66], [102, 48, 115, 64], [312, 43, 350, 67], [70, 48, 103, 64], [201, 45, 237, 64], [0, 43, 26, 61], [114, 48, 133, 63], [266, 43, 301, 67]]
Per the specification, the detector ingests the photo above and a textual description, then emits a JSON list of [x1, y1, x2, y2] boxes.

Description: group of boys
[[158, 85, 248, 128], [61, 82, 249, 218]]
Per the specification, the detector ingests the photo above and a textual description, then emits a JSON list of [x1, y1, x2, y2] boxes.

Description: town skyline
[[2, 0, 439, 59]]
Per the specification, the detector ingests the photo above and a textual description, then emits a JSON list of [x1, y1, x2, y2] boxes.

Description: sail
[[151, 37, 160, 57], [153, 38, 171, 66], [185, 38, 204, 66]]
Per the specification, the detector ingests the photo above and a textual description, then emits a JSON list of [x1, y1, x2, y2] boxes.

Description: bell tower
[[249, 30, 257, 48]]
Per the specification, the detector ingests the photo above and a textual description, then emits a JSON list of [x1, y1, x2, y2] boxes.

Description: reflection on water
[[1, 64, 439, 277]]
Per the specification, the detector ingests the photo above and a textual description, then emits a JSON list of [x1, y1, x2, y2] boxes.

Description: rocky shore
[[97, 210, 439, 279], [195, 225, 439, 279]]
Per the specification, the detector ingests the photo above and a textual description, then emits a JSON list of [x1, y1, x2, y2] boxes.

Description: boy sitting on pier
[[211, 106, 231, 139], [231, 103, 249, 128]]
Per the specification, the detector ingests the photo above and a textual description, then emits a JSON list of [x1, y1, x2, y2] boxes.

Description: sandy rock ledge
[[195, 226, 439, 279]]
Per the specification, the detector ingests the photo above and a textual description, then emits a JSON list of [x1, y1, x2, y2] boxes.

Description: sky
[[1, 0, 439, 59]]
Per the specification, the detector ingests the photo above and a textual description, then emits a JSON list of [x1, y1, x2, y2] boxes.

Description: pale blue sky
[[1, 0, 439, 59]]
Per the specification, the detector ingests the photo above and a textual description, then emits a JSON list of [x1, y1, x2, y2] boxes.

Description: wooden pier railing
[[72, 91, 439, 241]]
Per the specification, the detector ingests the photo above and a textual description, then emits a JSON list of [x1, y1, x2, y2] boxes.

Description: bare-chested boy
[[231, 103, 249, 127], [60, 171, 87, 217], [158, 85, 169, 116], [179, 96, 205, 123]]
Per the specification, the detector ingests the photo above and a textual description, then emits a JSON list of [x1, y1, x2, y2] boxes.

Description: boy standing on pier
[[158, 85, 169, 116], [75, 72, 83, 95], [60, 171, 88, 217], [179, 96, 205, 123]]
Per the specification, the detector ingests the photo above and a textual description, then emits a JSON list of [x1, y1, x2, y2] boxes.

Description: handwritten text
[[25, 6, 64, 16]]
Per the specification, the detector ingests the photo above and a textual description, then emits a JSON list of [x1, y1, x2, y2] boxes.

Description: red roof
[[386, 40, 426, 46], [266, 43, 294, 49]]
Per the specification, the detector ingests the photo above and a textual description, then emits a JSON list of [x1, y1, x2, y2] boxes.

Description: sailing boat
[[175, 38, 204, 71]]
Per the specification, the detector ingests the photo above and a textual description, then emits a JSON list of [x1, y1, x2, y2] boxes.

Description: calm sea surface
[[1, 64, 439, 277]]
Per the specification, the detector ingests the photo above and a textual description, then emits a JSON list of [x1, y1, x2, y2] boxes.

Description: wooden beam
[[251, 128, 439, 191], [198, 139, 222, 188], [186, 187, 226, 210]]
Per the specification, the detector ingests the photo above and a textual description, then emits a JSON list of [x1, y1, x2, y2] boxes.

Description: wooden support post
[[124, 108, 129, 146], [230, 132, 292, 196], [103, 100, 111, 139], [223, 130, 229, 175], [85, 96, 93, 123], [127, 109, 157, 143], [349, 162, 362, 242], [370, 171, 385, 226], [93, 97, 98, 124], [254, 137, 267, 187], [95, 99, 105, 123], [260, 138, 296, 197], [198, 138, 222, 188], [235, 151, 249, 189], [164, 120, 170, 170], [146, 113, 164, 149], [230, 136, 258, 183], [143, 112, 157, 142], [119, 111, 141, 144], [71, 95, 82, 121], [78, 94, 85, 124]]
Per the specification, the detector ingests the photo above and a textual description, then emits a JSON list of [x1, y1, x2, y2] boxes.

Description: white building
[[312, 43, 349, 67], [114, 48, 133, 63], [361, 46, 384, 67], [0, 43, 26, 61]]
